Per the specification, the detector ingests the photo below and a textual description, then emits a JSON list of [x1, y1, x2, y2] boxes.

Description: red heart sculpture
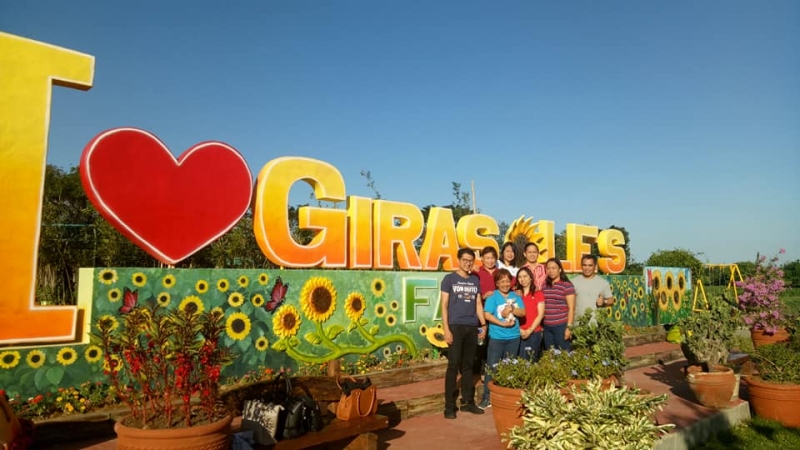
[[80, 128, 253, 265]]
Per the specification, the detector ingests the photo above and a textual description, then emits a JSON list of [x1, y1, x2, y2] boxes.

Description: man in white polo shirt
[[572, 255, 614, 320]]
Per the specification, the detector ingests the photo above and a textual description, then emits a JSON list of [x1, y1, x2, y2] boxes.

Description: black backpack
[[282, 394, 323, 439]]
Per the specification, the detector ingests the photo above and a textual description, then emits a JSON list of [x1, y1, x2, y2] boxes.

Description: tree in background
[[645, 248, 705, 282]]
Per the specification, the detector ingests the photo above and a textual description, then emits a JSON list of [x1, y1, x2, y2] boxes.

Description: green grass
[[782, 288, 800, 314], [692, 417, 800, 449]]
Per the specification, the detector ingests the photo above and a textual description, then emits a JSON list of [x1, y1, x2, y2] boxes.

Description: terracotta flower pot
[[686, 365, 736, 409], [750, 328, 790, 348], [487, 381, 524, 438], [745, 376, 800, 427], [115, 414, 232, 450]]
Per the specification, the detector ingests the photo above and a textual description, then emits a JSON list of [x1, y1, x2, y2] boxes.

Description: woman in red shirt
[[516, 267, 545, 361]]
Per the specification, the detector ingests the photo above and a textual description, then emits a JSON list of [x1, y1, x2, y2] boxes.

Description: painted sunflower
[[385, 314, 397, 327], [258, 273, 270, 286], [651, 270, 662, 292], [107, 288, 122, 303], [84, 345, 103, 363], [678, 271, 687, 294], [665, 272, 675, 293], [96, 315, 119, 332], [255, 336, 269, 351], [300, 277, 337, 323], [156, 292, 171, 307], [217, 278, 230, 292], [56, 347, 78, 366], [237, 275, 249, 288], [195, 280, 209, 294], [211, 306, 224, 316], [26, 350, 45, 369], [375, 304, 387, 318], [132, 272, 147, 287], [371, 278, 386, 298], [344, 292, 366, 322], [389, 300, 399, 311], [419, 324, 428, 336], [98, 269, 118, 285], [0, 350, 21, 369], [637, 287, 645, 299], [179, 295, 205, 315], [252, 294, 265, 308], [383, 347, 392, 357], [273, 305, 302, 338], [162, 274, 176, 289], [606, 306, 613, 317], [226, 312, 252, 341], [228, 292, 245, 308], [672, 290, 682, 311], [103, 354, 122, 373], [634, 277, 641, 287], [631, 304, 639, 318], [425, 327, 448, 348], [620, 298, 627, 310], [658, 291, 669, 312], [436, 322, 443, 329], [614, 310, 622, 321]]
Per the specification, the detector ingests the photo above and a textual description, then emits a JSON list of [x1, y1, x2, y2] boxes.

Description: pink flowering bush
[[736, 249, 788, 334]]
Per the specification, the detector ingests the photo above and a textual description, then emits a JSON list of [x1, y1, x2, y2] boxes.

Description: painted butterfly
[[265, 276, 289, 313], [119, 288, 138, 314]]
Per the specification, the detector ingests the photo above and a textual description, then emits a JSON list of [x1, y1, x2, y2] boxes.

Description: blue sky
[[2, 1, 798, 265]]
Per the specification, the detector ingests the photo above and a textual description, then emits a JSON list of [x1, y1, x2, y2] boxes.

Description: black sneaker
[[444, 410, 457, 419], [459, 404, 485, 415]]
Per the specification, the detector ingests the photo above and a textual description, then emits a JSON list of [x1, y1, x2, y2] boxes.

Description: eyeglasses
[[459, 258, 474, 264]]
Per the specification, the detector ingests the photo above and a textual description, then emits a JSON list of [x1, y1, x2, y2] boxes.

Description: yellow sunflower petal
[[300, 277, 337, 323]]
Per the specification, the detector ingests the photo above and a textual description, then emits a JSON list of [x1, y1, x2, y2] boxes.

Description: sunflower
[[226, 312, 252, 341], [0, 351, 21, 369], [396, 345, 403, 353], [658, 291, 669, 311], [96, 314, 119, 332], [637, 287, 645, 299], [237, 275, 249, 288], [371, 278, 386, 298], [383, 347, 392, 357], [672, 290, 682, 311], [606, 306, 613, 317], [678, 271, 687, 294], [425, 327, 448, 348], [626, 288, 633, 299], [156, 292, 171, 307], [228, 292, 245, 308], [419, 324, 428, 336], [614, 310, 622, 321], [211, 306, 224, 316], [251, 294, 265, 308], [375, 304, 386, 317], [634, 277, 641, 287], [631, 304, 639, 318], [56, 347, 78, 366], [162, 274, 176, 289], [623, 279, 629, 288], [84, 345, 103, 363], [179, 295, 205, 315], [98, 269, 118, 285], [258, 273, 270, 286], [300, 277, 337, 323], [651, 270, 662, 292], [436, 322, 443, 329], [216, 278, 230, 292], [107, 288, 122, 303], [620, 298, 627, 310], [103, 354, 122, 373], [273, 305, 302, 338], [665, 272, 675, 293], [255, 336, 269, 351], [389, 300, 399, 311], [195, 280, 209, 294], [344, 292, 366, 322], [385, 314, 397, 327], [26, 350, 45, 369], [132, 272, 147, 287]]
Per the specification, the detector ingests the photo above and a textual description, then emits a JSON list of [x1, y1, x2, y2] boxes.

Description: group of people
[[439, 243, 615, 417]]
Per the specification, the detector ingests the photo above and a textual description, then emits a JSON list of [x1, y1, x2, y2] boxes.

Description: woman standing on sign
[[516, 267, 545, 361], [541, 258, 576, 351]]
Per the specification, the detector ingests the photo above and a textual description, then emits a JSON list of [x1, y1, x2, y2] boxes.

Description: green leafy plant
[[675, 294, 742, 368], [506, 379, 674, 450], [750, 335, 800, 384], [571, 309, 628, 374]]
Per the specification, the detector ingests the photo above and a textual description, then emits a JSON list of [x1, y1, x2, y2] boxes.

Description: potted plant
[[676, 294, 741, 409], [745, 317, 800, 427], [736, 249, 791, 347], [486, 310, 627, 437], [505, 379, 674, 449], [93, 302, 233, 449]]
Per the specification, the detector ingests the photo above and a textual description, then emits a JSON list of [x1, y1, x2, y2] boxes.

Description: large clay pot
[[487, 381, 524, 438], [745, 376, 800, 427], [686, 365, 736, 409], [115, 414, 232, 450], [750, 328, 790, 348]]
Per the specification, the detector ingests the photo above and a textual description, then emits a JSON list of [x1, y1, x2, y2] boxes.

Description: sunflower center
[[63, 352, 74, 361], [311, 287, 332, 313], [351, 297, 363, 311], [31, 354, 41, 363], [185, 302, 198, 315], [232, 318, 245, 333], [282, 313, 296, 330], [102, 272, 113, 280], [2, 354, 14, 364], [433, 332, 445, 341], [135, 276, 143, 283], [88, 349, 98, 358]]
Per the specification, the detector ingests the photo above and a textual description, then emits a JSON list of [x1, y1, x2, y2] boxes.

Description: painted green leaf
[[288, 336, 301, 347], [33, 369, 48, 390], [347, 321, 357, 333], [45, 366, 65, 386], [326, 325, 344, 340], [368, 325, 380, 336], [304, 332, 322, 345], [272, 340, 288, 351], [358, 317, 369, 326]]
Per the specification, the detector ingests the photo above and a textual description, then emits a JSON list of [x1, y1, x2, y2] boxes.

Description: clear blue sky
[[3, 1, 798, 265]]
